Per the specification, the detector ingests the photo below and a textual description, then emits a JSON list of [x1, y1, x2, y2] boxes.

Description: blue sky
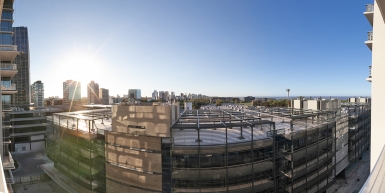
[[13, 0, 372, 98]]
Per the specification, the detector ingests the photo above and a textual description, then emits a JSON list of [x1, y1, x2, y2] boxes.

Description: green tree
[[216, 99, 223, 106]]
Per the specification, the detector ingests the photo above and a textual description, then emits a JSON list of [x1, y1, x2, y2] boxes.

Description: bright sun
[[57, 48, 103, 97]]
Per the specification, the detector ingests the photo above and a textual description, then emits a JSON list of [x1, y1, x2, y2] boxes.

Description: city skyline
[[14, 0, 372, 97]]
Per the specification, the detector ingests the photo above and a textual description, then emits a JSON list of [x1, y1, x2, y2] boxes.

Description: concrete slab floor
[[12, 179, 67, 193], [12, 150, 53, 177], [330, 151, 370, 193]]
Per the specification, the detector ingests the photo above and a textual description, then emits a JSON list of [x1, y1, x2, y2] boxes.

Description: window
[[1, 11, 12, 20], [1, 78, 11, 88], [0, 21, 12, 31], [0, 33, 12, 44]]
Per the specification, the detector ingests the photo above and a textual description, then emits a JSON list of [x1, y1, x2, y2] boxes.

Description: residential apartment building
[[360, 1, 385, 191], [364, 0, 384, 171], [159, 91, 165, 101], [0, 0, 19, 191], [87, 80, 100, 104], [63, 80, 81, 105], [152, 90, 158, 100], [99, 88, 109, 105], [164, 91, 169, 100], [128, 89, 141, 100], [31, 80, 44, 107], [11, 26, 30, 110]]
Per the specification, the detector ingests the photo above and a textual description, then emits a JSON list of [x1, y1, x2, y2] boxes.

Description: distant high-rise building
[[63, 80, 81, 105], [165, 91, 169, 100], [171, 91, 175, 99], [31, 80, 44, 107], [87, 81, 100, 104], [11, 26, 30, 110], [152, 90, 158, 100], [99, 88, 109, 105], [128, 89, 141, 100], [159, 91, 165, 101]]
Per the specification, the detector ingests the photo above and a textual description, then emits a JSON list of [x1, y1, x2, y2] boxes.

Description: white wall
[[31, 141, 45, 151], [371, 0, 385, 171]]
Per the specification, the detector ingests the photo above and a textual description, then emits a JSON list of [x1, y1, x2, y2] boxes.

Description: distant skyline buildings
[[128, 89, 141, 100], [87, 80, 99, 104], [63, 80, 81, 105], [31, 80, 44, 107], [99, 88, 109, 105]]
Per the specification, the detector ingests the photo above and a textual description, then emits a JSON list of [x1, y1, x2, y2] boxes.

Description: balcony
[[365, 31, 373, 50], [4, 170, 13, 184], [1, 83, 16, 94], [0, 63, 17, 77], [364, 4, 374, 26], [361, 145, 385, 192], [366, 66, 372, 82], [0, 45, 18, 62], [2, 149, 14, 170]]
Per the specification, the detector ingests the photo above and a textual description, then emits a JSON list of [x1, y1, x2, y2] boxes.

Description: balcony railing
[[1, 84, 16, 91], [2, 150, 14, 169], [367, 31, 373, 41], [361, 145, 385, 192], [366, 4, 374, 12], [0, 45, 17, 51], [0, 63, 16, 70], [369, 66, 372, 78]]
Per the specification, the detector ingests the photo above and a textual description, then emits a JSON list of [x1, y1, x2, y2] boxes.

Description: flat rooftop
[[49, 109, 112, 136]]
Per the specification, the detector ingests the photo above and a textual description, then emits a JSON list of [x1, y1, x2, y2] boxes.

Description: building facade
[[11, 26, 30, 110], [159, 91, 165, 101], [99, 88, 109, 105], [87, 80, 100, 104], [128, 89, 141, 100], [0, 0, 19, 191], [10, 108, 61, 152], [31, 80, 44, 107], [363, 0, 385, 172], [63, 80, 81, 105], [152, 90, 158, 100]]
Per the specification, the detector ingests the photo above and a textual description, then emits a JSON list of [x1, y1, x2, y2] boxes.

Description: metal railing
[[369, 66, 372, 78], [0, 63, 16, 70], [0, 45, 17, 51], [367, 31, 373, 41], [2, 150, 14, 169], [1, 84, 16, 91], [366, 4, 374, 12]]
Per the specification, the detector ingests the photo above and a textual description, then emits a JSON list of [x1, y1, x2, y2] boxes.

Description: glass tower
[[11, 27, 30, 110]]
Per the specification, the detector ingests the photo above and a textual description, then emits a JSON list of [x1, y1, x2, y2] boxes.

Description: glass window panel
[[0, 21, 12, 31], [1, 11, 13, 20]]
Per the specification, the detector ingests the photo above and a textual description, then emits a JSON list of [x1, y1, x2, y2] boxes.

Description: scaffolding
[[171, 109, 278, 193], [46, 109, 111, 193]]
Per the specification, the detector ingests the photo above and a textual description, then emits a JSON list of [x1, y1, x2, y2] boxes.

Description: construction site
[[46, 108, 111, 193], [44, 98, 370, 193]]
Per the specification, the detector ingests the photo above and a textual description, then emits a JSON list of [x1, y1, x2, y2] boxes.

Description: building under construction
[[45, 99, 370, 193], [46, 108, 111, 193]]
